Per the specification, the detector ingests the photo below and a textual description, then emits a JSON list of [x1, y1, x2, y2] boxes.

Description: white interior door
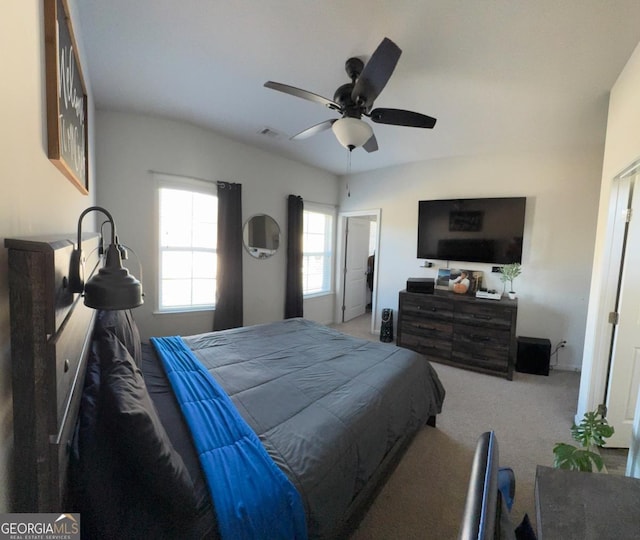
[[342, 217, 370, 322], [606, 176, 640, 448]]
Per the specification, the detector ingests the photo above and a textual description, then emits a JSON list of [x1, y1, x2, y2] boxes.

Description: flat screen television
[[417, 197, 526, 264]]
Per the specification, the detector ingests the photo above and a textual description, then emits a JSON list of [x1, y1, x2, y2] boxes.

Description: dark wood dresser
[[397, 290, 517, 379], [5, 234, 99, 511]]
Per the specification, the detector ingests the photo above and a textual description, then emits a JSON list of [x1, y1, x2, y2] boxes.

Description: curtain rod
[[288, 196, 337, 209], [148, 169, 218, 185]]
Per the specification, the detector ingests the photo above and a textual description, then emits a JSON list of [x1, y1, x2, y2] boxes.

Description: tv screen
[[417, 197, 526, 264]]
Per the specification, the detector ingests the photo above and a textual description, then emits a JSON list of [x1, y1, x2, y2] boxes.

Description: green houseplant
[[553, 410, 614, 472], [499, 263, 521, 299]]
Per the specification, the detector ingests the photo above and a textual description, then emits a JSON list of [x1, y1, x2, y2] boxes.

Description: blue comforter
[[151, 336, 307, 540]]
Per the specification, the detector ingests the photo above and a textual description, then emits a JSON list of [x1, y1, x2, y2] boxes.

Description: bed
[[6, 234, 445, 539]]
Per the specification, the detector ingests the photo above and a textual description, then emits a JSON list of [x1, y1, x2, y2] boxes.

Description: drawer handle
[[415, 305, 438, 312], [472, 314, 492, 320], [64, 359, 70, 373], [471, 335, 491, 342]]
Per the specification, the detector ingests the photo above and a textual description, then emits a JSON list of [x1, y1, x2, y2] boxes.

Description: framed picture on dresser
[[449, 269, 483, 295], [436, 268, 451, 290]]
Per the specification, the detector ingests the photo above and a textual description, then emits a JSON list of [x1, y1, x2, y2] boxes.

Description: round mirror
[[243, 214, 280, 259]]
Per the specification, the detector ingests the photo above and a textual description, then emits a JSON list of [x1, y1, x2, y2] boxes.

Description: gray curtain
[[214, 181, 243, 330], [285, 195, 304, 319]]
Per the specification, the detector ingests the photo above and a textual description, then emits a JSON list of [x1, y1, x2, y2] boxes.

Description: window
[[158, 182, 217, 311], [303, 207, 334, 296]]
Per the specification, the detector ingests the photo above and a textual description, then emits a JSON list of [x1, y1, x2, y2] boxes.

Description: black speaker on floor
[[380, 308, 393, 343], [516, 336, 551, 376]]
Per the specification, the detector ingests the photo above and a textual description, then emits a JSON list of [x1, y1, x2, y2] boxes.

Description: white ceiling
[[76, 0, 640, 176]]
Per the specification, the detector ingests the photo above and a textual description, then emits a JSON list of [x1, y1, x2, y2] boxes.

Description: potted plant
[[553, 410, 614, 472], [499, 263, 521, 299]]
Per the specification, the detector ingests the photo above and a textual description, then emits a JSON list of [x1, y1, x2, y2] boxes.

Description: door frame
[[578, 159, 639, 427], [341, 216, 371, 323], [335, 209, 381, 334]]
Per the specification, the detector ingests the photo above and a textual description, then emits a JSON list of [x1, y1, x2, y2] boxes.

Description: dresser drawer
[[51, 300, 95, 432], [399, 317, 452, 340], [453, 323, 511, 350], [452, 324, 511, 373], [451, 349, 509, 374], [398, 332, 452, 361], [400, 294, 453, 323], [454, 301, 514, 329]]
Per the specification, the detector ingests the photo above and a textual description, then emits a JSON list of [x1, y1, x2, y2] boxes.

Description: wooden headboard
[[5, 233, 100, 511]]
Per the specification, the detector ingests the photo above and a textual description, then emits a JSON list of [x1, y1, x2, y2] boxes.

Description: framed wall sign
[[44, 0, 89, 194]]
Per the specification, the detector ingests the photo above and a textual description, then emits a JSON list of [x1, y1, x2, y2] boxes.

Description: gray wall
[[95, 110, 339, 339]]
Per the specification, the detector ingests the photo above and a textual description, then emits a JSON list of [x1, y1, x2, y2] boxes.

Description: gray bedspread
[[183, 318, 445, 539]]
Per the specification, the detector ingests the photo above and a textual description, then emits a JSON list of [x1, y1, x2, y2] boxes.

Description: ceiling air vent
[[258, 126, 283, 139]]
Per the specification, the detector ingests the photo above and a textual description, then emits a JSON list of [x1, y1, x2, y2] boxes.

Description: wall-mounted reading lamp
[[69, 206, 143, 310]]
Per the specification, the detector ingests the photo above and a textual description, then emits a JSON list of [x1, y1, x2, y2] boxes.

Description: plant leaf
[[554, 410, 614, 472], [571, 410, 614, 447], [552, 443, 606, 472]]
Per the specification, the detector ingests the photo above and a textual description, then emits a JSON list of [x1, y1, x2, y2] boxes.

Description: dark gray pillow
[[98, 329, 198, 515], [95, 309, 142, 365]]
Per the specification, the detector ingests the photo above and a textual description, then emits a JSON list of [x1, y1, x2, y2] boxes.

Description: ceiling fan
[[264, 37, 437, 153]]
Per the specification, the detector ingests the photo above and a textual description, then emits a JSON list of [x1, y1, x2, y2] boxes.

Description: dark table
[[535, 465, 640, 539]]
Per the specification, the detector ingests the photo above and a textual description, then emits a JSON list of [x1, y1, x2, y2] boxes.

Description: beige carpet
[[331, 315, 581, 539]]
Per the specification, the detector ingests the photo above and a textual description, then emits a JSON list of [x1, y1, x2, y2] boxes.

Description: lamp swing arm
[[77, 206, 116, 248], [99, 220, 109, 255], [70, 206, 116, 293], [100, 218, 127, 259]]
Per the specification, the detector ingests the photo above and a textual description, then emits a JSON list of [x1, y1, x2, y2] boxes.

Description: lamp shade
[[84, 244, 143, 310], [332, 117, 373, 150]]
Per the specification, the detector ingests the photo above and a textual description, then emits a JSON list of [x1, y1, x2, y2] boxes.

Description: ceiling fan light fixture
[[332, 117, 373, 150]]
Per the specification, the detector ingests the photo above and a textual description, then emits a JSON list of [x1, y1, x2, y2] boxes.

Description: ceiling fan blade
[[264, 81, 341, 111], [369, 108, 437, 129], [363, 133, 378, 153], [351, 37, 402, 110], [290, 119, 337, 140]]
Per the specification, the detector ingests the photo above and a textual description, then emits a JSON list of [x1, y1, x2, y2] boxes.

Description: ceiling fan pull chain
[[346, 150, 351, 197]]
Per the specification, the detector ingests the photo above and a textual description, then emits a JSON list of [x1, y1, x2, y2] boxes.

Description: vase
[[508, 291, 517, 300]]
